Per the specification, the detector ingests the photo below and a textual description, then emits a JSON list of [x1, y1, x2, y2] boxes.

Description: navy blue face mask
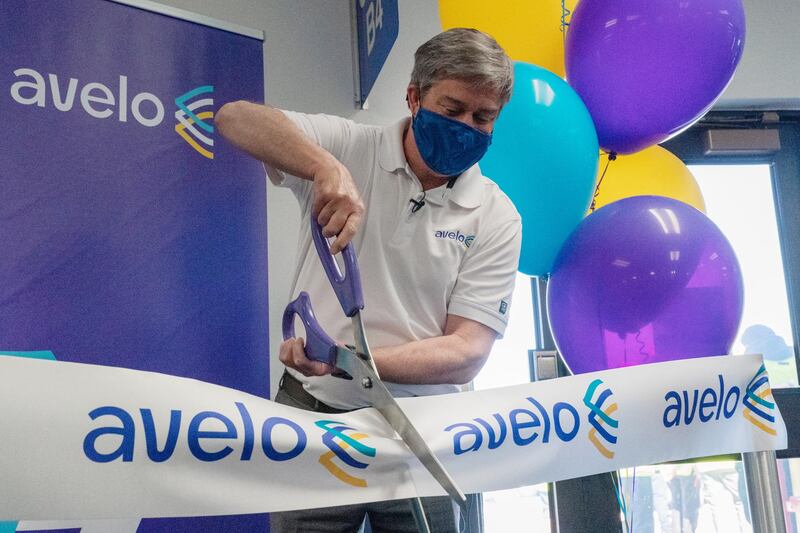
[[412, 107, 493, 177]]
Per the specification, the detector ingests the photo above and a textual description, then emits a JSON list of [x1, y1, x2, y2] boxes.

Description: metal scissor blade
[[335, 347, 467, 509]]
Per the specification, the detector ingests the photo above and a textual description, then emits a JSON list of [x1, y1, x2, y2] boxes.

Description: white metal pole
[[742, 450, 787, 533]]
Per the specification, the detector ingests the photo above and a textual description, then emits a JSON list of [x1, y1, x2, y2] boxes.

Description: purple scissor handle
[[281, 218, 467, 521], [310, 218, 364, 317], [280, 219, 364, 373], [281, 291, 338, 367]]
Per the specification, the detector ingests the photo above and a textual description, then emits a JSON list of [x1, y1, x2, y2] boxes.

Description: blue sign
[[1, 0, 268, 530], [354, 0, 399, 104]]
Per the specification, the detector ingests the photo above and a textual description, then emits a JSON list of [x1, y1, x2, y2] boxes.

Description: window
[[690, 164, 797, 387]]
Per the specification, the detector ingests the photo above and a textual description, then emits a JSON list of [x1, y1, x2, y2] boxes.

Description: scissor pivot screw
[[361, 377, 373, 389]]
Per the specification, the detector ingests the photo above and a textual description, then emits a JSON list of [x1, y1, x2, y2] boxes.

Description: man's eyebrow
[[439, 96, 466, 107], [473, 106, 500, 118], [440, 96, 499, 114]]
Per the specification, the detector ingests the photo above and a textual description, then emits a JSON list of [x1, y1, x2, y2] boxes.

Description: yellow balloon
[[590, 146, 706, 214], [438, 0, 577, 77]]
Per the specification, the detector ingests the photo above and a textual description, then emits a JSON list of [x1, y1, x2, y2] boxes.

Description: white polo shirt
[[268, 110, 522, 409]]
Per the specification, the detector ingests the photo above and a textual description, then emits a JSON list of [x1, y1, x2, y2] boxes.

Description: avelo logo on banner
[[0, 354, 786, 520], [82, 402, 377, 487], [9, 68, 214, 158], [175, 85, 215, 159], [744, 364, 778, 436], [444, 380, 619, 460], [583, 379, 619, 459], [316, 420, 376, 487], [661, 367, 779, 439]]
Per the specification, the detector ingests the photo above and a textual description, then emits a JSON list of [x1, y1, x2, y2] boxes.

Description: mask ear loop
[[406, 88, 423, 117], [406, 95, 419, 128]]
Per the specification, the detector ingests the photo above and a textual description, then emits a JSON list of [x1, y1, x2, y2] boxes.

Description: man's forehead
[[433, 78, 496, 93]]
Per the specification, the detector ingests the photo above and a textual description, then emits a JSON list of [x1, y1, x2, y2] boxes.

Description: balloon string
[[623, 333, 628, 366], [611, 470, 630, 532], [589, 151, 617, 213], [630, 467, 637, 533], [560, 0, 571, 34], [634, 330, 648, 359], [560, 0, 571, 50]]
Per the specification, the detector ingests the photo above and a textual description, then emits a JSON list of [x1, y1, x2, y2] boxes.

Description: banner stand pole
[[530, 277, 624, 533], [742, 450, 787, 533]]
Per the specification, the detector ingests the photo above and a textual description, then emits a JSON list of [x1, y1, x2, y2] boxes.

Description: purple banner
[[1, 0, 268, 530]]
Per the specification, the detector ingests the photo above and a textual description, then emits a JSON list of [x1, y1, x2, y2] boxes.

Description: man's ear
[[406, 85, 421, 114]]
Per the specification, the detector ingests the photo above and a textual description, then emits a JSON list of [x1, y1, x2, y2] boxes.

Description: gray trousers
[[270, 380, 460, 533]]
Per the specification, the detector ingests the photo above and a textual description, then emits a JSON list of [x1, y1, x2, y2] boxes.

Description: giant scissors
[[282, 219, 467, 532]]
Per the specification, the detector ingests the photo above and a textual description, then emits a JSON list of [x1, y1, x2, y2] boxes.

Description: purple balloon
[[547, 196, 743, 375], [565, 0, 746, 154]]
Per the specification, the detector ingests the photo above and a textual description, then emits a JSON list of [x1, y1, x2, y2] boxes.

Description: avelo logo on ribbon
[[661, 368, 780, 441], [174, 86, 215, 159], [80, 402, 380, 486], [743, 364, 777, 436], [316, 420, 376, 488], [583, 379, 619, 459], [0, 354, 786, 520], [444, 384, 619, 460]]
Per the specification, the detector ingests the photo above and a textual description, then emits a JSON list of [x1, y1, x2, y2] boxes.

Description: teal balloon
[[480, 62, 599, 276]]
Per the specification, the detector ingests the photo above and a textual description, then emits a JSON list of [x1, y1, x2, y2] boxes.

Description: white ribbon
[[0, 353, 786, 520]]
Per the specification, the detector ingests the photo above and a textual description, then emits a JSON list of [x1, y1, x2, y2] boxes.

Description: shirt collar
[[423, 165, 484, 209], [378, 118, 485, 209], [378, 118, 408, 173]]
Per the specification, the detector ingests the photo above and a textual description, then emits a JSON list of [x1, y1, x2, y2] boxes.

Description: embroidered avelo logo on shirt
[[434, 230, 474, 248]]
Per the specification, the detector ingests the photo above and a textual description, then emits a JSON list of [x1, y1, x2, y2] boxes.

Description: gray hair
[[411, 28, 514, 105]]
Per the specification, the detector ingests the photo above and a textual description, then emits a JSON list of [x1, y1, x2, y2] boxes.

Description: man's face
[[407, 78, 502, 134]]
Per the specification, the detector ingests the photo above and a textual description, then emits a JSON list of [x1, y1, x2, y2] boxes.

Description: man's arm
[[216, 101, 363, 252], [279, 314, 497, 384], [371, 314, 497, 384]]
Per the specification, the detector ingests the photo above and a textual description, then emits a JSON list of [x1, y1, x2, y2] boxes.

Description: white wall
[[719, 0, 800, 109], [148, 0, 799, 395]]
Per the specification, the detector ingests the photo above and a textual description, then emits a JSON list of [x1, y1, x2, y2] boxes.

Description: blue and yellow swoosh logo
[[175, 86, 214, 159], [743, 364, 777, 436], [316, 420, 376, 487], [583, 379, 619, 459]]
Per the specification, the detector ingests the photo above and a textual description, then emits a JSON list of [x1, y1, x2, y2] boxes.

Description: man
[[217, 27, 521, 533]]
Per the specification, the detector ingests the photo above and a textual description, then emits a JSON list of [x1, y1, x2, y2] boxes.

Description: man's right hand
[[311, 162, 364, 254], [279, 337, 333, 377], [216, 102, 364, 252]]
